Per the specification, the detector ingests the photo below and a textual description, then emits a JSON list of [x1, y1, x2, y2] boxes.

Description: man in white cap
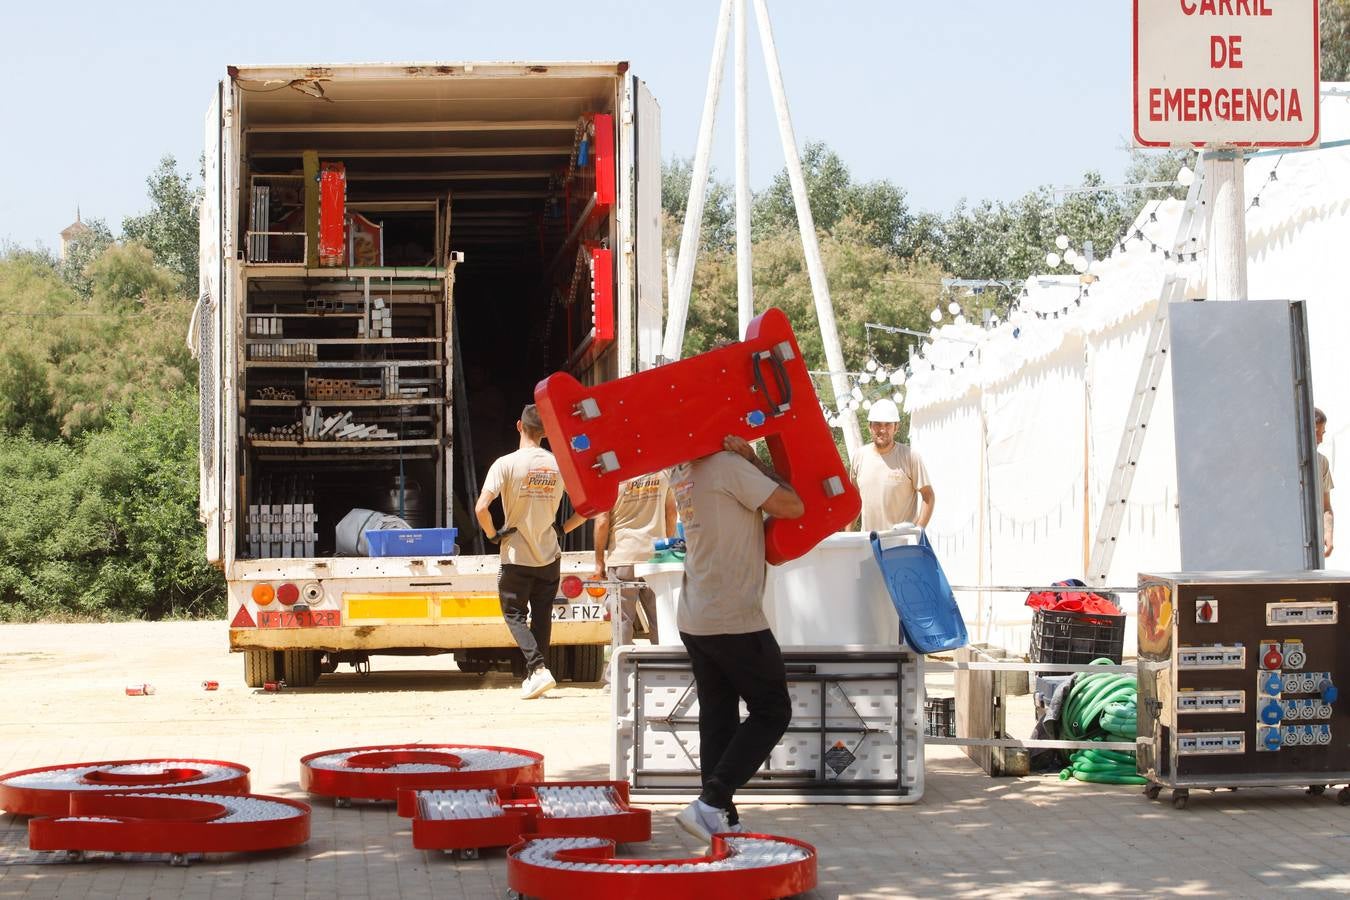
[[850, 398, 935, 533]]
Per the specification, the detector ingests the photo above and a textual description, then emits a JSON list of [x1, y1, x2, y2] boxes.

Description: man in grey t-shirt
[[670, 435, 804, 843]]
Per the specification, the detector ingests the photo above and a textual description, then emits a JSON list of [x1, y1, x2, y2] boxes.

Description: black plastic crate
[[1029, 608, 1125, 665], [925, 696, 955, 738]]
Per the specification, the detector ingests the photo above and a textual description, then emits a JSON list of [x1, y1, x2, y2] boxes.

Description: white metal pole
[[661, 0, 734, 363], [1204, 150, 1248, 301], [734, 0, 754, 339], [750, 0, 862, 462]]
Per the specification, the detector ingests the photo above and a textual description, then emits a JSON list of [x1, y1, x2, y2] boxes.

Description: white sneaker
[[520, 667, 556, 700], [675, 799, 731, 843]]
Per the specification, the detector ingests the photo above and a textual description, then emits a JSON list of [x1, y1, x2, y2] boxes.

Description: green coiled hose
[[1058, 658, 1146, 785]]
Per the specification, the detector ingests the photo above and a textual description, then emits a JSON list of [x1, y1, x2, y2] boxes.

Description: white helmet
[[867, 398, 901, 423]]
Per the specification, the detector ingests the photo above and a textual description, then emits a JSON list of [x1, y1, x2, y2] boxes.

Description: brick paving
[[1, 622, 1348, 898]]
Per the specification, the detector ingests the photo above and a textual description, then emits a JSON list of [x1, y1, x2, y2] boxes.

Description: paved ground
[[1, 622, 1349, 899]]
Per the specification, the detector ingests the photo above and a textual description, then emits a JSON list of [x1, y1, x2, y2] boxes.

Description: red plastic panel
[[0, 759, 251, 818], [591, 246, 614, 346], [398, 780, 650, 852], [535, 307, 861, 564], [28, 792, 309, 856], [318, 162, 346, 266], [300, 744, 544, 802], [592, 113, 615, 209], [507, 833, 817, 900]]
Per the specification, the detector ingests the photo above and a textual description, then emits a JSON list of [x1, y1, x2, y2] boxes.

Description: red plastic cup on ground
[[202, 681, 219, 691], [263, 681, 283, 692], [125, 684, 156, 696]]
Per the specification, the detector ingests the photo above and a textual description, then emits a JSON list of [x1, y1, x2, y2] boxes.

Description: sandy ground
[[3, 622, 1350, 899]]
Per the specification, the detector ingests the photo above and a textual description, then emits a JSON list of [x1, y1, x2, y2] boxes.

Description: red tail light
[[560, 576, 583, 599], [277, 583, 300, 606]]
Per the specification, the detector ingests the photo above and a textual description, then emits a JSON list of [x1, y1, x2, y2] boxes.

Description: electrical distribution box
[[1137, 571, 1350, 807]]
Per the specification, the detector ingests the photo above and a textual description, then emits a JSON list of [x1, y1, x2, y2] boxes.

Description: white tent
[[902, 85, 1350, 655]]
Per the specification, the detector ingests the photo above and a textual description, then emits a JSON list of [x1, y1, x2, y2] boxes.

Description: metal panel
[[632, 76, 664, 373], [198, 82, 225, 565], [1169, 300, 1317, 571], [612, 645, 923, 805]]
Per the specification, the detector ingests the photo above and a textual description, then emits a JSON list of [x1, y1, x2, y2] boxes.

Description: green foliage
[[663, 157, 737, 253], [57, 217, 115, 299], [1324, 0, 1350, 81], [752, 142, 921, 259], [0, 246, 191, 439], [0, 392, 224, 622], [121, 155, 201, 292]]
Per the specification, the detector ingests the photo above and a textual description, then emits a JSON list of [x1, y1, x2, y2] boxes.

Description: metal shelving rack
[[239, 266, 453, 557]]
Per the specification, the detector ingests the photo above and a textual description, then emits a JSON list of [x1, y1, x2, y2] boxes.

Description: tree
[[662, 157, 736, 254], [57, 217, 115, 300], [122, 156, 200, 292], [0, 348, 58, 440], [751, 142, 920, 260], [1324, 0, 1350, 81]]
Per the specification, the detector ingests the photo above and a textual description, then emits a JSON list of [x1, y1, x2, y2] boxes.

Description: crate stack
[[247, 476, 317, 558]]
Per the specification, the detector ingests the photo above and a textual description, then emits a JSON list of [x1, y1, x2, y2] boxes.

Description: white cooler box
[[634, 531, 900, 647]]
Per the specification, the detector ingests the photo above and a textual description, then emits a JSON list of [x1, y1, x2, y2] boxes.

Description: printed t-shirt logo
[[622, 474, 663, 499], [521, 468, 559, 498]]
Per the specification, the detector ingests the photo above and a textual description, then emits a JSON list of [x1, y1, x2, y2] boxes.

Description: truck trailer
[[194, 62, 664, 687]]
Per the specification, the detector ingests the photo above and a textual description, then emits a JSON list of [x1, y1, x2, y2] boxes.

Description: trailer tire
[[283, 650, 321, 688], [244, 650, 280, 688], [545, 646, 570, 681], [570, 645, 605, 683]]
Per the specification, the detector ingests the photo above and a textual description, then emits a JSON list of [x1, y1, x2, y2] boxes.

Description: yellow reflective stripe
[[344, 594, 432, 619], [436, 593, 501, 618]]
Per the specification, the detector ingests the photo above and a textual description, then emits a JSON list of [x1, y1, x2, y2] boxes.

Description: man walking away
[[593, 471, 678, 654], [670, 435, 804, 841], [476, 404, 584, 699]]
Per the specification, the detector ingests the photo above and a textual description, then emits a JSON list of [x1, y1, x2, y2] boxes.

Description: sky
[[0, 0, 1138, 251]]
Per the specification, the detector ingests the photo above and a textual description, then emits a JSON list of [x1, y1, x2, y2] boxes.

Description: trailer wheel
[[545, 646, 571, 681], [244, 650, 280, 688], [570, 645, 605, 683], [283, 650, 321, 688]]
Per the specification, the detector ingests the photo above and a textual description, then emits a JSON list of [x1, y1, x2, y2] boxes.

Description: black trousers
[[498, 559, 560, 674], [680, 629, 792, 811]]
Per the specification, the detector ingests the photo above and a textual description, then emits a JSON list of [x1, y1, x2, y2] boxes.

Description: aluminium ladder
[[1086, 156, 1209, 585]]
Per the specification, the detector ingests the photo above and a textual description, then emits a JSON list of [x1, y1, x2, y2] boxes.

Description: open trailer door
[[195, 80, 228, 565], [619, 74, 663, 376]]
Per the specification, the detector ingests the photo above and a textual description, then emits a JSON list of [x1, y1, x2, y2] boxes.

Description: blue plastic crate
[[364, 527, 458, 557]]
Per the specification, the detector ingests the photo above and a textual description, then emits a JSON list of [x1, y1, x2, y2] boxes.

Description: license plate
[[552, 602, 605, 622], [257, 609, 341, 628]]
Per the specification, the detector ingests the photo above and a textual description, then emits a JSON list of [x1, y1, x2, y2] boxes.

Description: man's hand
[[591, 568, 607, 582], [723, 434, 755, 461]]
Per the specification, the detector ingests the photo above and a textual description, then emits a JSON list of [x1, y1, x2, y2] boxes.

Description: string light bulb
[[890, 369, 906, 386], [1045, 252, 1061, 268], [1055, 234, 1070, 251], [930, 306, 943, 323], [947, 301, 961, 316], [865, 358, 878, 372]]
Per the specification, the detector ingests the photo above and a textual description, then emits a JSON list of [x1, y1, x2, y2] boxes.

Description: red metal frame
[[535, 307, 861, 564], [0, 760, 251, 818], [397, 780, 650, 852], [28, 792, 310, 856], [591, 246, 615, 346], [506, 833, 817, 899], [300, 744, 545, 802], [318, 162, 346, 265], [592, 113, 615, 209]]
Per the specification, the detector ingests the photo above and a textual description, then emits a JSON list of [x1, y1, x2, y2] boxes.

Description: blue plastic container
[[869, 530, 968, 654], [364, 527, 458, 557]]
